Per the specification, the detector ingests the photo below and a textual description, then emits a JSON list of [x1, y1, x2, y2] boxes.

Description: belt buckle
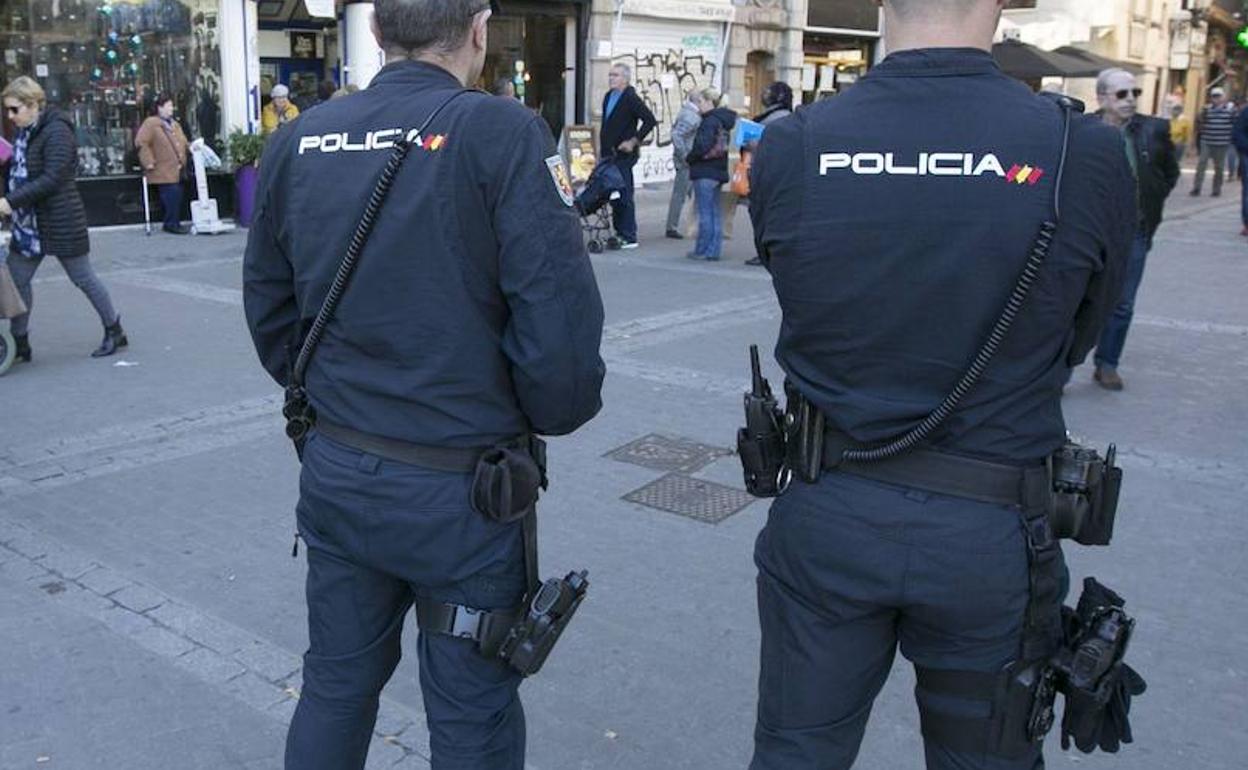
[[448, 606, 484, 640]]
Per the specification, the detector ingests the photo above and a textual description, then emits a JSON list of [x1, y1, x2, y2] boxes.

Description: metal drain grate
[[623, 473, 756, 524], [604, 433, 732, 474]]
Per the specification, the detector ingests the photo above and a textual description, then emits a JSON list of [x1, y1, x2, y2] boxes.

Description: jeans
[[1094, 231, 1151, 370], [1192, 143, 1229, 194], [287, 433, 528, 770], [751, 471, 1061, 770], [693, 178, 723, 259], [5, 251, 119, 337], [666, 164, 692, 232], [158, 182, 184, 229], [610, 155, 637, 242]]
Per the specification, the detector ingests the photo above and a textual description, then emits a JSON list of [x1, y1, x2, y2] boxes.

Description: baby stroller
[[575, 157, 628, 253], [0, 232, 24, 376]]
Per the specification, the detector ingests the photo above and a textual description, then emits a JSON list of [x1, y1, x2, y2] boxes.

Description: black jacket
[[244, 61, 606, 447], [599, 86, 656, 161], [1123, 113, 1179, 238], [4, 107, 90, 257], [750, 48, 1134, 463], [688, 108, 738, 183]]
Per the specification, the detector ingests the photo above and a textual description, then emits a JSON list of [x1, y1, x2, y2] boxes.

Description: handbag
[[158, 121, 191, 182], [0, 263, 28, 318], [703, 124, 730, 161]]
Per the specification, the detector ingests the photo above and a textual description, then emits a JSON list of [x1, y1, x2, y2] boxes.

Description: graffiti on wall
[[612, 42, 719, 184]]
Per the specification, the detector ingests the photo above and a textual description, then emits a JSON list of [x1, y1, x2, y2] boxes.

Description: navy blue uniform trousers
[[751, 470, 1056, 770], [287, 432, 528, 770]]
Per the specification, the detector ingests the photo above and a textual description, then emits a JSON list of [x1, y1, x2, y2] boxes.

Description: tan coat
[[135, 116, 189, 185]]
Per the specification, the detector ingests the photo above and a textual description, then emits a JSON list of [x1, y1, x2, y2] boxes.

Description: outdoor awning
[[1052, 46, 1147, 76], [992, 39, 1103, 80]]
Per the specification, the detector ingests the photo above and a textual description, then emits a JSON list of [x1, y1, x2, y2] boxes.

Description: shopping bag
[[730, 150, 752, 198], [0, 262, 27, 318]]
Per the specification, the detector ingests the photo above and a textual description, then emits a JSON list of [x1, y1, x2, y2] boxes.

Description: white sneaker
[[618, 239, 639, 250]]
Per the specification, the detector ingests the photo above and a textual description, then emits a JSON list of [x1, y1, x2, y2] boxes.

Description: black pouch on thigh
[[471, 438, 548, 524], [915, 662, 1057, 760]]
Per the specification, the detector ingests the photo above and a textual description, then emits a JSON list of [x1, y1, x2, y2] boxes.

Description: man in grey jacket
[[666, 91, 702, 238]]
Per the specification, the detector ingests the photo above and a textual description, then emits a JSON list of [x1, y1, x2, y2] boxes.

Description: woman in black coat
[[0, 76, 127, 363], [686, 87, 737, 261]]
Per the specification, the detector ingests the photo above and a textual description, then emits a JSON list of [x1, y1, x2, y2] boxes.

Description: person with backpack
[[686, 87, 737, 261]]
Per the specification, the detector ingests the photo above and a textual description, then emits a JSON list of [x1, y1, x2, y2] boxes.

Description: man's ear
[[472, 10, 490, 51]]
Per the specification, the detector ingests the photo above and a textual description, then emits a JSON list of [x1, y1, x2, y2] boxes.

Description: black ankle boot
[[14, 334, 31, 363], [91, 319, 128, 358]]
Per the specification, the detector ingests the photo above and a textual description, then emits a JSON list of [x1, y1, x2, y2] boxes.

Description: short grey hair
[[611, 63, 632, 81], [886, 0, 981, 19], [1096, 68, 1134, 96], [373, 0, 487, 57]]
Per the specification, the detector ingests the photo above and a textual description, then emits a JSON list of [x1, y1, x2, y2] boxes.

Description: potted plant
[[227, 130, 267, 227]]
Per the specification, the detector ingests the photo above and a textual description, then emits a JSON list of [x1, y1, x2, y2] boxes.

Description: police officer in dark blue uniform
[[242, 2, 605, 768], [746, 1, 1135, 768]]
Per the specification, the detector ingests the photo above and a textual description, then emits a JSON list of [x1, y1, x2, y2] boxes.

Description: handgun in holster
[[737, 345, 790, 497], [496, 569, 589, 677], [1049, 441, 1122, 545], [1051, 578, 1136, 700]]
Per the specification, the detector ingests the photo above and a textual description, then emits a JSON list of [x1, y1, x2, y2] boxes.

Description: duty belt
[[314, 419, 483, 473], [311, 419, 566, 670], [822, 428, 1049, 509]]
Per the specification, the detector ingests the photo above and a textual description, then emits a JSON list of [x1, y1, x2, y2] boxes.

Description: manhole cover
[[604, 434, 732, 474], [623, 473, 756, 524]]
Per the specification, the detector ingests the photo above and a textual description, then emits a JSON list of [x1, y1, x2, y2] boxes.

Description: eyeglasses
[[4, 106, 21, 115], [1114, 88, 1143, 100]]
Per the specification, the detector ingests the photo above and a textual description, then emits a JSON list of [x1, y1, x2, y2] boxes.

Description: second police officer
[[747, 1, 1135, 768], [242, 1, 605, 768]]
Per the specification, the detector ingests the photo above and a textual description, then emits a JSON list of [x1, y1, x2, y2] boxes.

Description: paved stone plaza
[[1, 182, 1245, 769]]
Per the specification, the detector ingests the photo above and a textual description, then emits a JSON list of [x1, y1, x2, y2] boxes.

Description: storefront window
[[1, 0, 223, 178], [483, 9, 570, 140], [802, 34, 873, 103]]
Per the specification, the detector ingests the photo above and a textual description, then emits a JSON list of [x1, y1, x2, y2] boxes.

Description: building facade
[[0, 0, 595, 223], [801, 0, 880, 103], [1, 0, 233, 223], [1186, 0, 1248, 112], [1000, 0, 1248, 123], [2, 0, 867, 218], [580, 0, 806, 185], [1000, 0, 1175, 113]]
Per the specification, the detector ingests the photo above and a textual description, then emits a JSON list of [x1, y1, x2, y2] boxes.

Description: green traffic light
[[1239, 26, 1248, 49]]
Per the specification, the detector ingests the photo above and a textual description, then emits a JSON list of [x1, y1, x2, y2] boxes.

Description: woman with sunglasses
[[0, 76, 127, 364]]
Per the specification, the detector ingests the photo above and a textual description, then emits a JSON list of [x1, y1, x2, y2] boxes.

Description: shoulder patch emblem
[[545, 155, 575, 207]]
